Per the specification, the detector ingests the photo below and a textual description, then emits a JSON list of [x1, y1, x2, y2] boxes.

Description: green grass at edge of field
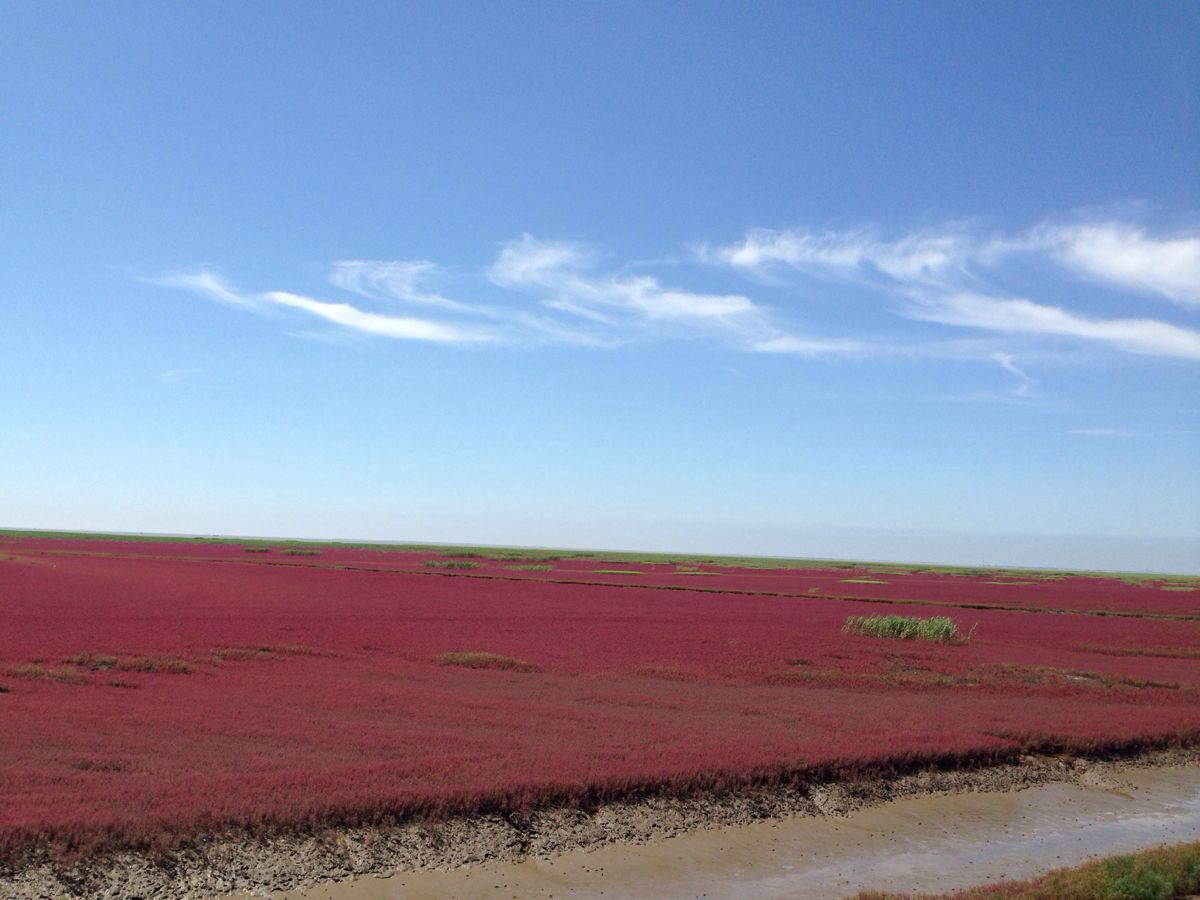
[[854, 840, 1200, 899], [1, 527, 1196, 583], [843, 614, 971, 643]]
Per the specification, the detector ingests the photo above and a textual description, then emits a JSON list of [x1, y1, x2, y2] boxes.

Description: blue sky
[[3, 2, 1198, 571]]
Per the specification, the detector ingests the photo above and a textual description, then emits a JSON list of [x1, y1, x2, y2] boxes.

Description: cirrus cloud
[[705, 216, 1200, 361], [148, 213, 1200, 373]]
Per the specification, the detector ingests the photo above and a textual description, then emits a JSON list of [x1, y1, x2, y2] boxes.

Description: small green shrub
[[281, 548, 319, 556], [842, 614, 972, 644], [425, 560, 481, 569]]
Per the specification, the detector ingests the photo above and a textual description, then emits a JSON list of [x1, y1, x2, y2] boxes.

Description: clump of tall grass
[[425, 560, 481, 569], [843, 614, 974, 644], [281, 548, 319, 556]]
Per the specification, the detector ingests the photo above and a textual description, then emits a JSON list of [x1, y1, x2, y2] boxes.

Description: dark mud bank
[[3, 747, 1199, 900]]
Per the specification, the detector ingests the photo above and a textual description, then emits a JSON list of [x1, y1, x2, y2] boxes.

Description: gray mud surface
[[3, 748, 1198, 899]]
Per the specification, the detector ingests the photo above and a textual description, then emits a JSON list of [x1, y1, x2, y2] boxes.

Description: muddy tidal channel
[[249, 763, 1200, 900]]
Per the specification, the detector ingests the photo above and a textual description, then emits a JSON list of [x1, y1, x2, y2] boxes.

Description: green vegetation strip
[[857, 841, 1200, 899], [843, 614, 973, 643]]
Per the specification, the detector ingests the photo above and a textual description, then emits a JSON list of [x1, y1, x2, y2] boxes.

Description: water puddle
[[257, 765, 1200, 899]]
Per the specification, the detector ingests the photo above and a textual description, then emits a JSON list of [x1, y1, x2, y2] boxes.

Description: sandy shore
[[3, 747, 1198, 899]]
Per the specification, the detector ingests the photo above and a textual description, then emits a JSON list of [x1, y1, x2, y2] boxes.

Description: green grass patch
[[505, 564, 553, 571], [858, 840, 1200, 899], [281, 548, 319, 556], [1162, 585, 1197, 592], [425, 560, 481, 569], [243, 546, 271, 553], [840, 577, 889, 584], [843, 614, 972, 644], [592, 568, 643, 575]]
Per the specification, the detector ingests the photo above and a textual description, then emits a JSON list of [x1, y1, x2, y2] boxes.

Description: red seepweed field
[[1, 534, 1198, 866]]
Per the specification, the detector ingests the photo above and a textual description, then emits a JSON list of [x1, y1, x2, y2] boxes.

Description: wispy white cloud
[[748, 334, 868, 356], [265, 291, 493, 343], [908, 292, 1200, 360], [151, 215, 1200, 371], [701, 227, 972, 285], [991, 351, 1034, 396], [708, 219, 1200, 305], [1037, 222, 1200, 307], [488, 235, 874, 356], [491, 234, 758, 324], [333, 254, 616, 346], [156, 267, 494, 344], [148, 269, 263, 311], [330, 260, 477, 313], [706, 217, 1200, 362]]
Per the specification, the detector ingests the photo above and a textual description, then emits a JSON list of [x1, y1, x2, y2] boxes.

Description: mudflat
[[219, 756, 1200, 900]]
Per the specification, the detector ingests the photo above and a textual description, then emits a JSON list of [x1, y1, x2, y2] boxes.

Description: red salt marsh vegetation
[[8, 533, 1195, 617], [0, 534, 1197, 867]]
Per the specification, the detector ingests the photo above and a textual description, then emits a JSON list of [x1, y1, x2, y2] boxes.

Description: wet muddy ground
[[254, 764, 1200, 900], [6, 751, 1197, 899]]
